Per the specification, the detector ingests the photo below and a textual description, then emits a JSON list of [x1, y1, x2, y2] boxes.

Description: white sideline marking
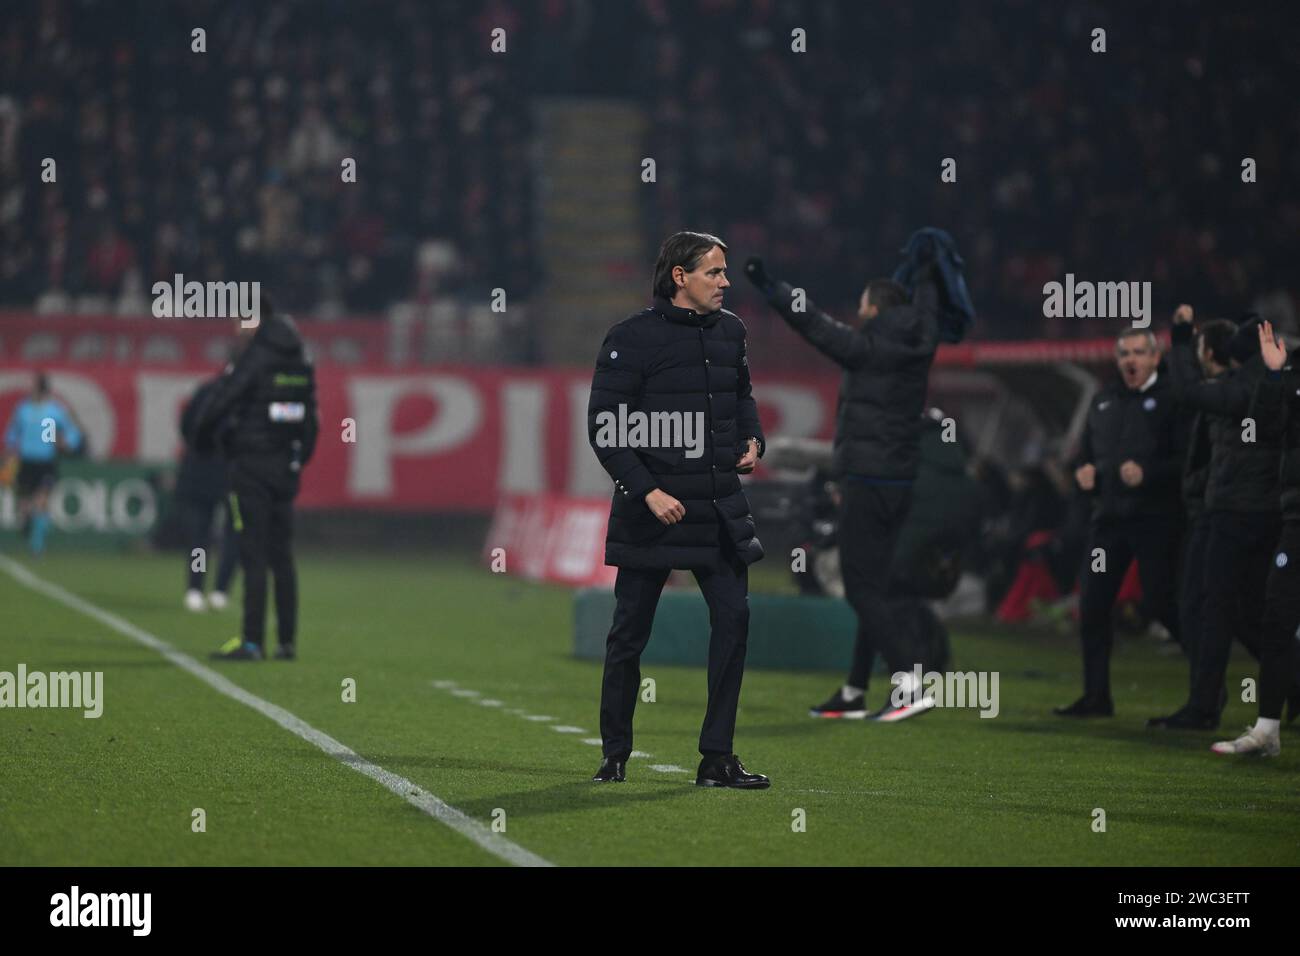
[[429, 683, 661, 772], [0, 554, 553, 869], [476, 699, 504, 707], [649, 765, 689, 774]]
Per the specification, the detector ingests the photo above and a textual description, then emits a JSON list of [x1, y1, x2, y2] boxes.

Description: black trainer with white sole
[[810, 688, 869, 719]]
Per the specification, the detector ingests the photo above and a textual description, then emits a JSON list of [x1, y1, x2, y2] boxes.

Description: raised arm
[[745, 257, 937, 369], [1165, 314, 1252, 417]]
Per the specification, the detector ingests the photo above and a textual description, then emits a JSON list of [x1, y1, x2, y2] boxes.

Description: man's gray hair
[[1116, 328, 1158, 350]]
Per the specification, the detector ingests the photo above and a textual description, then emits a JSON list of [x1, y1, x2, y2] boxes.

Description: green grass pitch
[[1, 548, 1297, 866]]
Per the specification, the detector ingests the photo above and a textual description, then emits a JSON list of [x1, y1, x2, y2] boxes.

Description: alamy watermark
[[890, 664, 1000, 718], [50, 886, 150, 935], [593, 404, 705, 459], [0, 664, 103, 718], [151, 273, 260, 327], [1042, 274, 1151, 328]]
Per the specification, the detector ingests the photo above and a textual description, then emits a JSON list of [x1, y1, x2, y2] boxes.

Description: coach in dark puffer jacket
[[586, 231, 770, 791]]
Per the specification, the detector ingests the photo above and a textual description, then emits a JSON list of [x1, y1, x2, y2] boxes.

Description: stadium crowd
[[2, 0, 1295, 346]]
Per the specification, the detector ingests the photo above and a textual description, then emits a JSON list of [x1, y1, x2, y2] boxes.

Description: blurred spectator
[[1, 0, 1296, 362]]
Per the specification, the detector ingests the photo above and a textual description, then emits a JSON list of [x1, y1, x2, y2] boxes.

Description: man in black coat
[[1213, 320, 1300, 755], [192, 302, 319, 661], [588, 231, 769, 789], [745, 256, 940, 721], [1056, 327, 1188, 717], [1152, 306, 1284, 728], [1145, 318, 1235, 725]]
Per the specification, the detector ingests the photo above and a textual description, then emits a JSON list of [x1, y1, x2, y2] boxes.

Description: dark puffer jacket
[[1167, 323, 1280, 513], [1252, 366, 1300, 521], [192, 313, 319, 469], [761, 274, 940, 480], [588, 296, 765, 570]]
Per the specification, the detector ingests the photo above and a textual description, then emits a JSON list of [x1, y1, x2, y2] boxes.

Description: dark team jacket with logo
[[1166, 323, 1280, 514], [1076, 372, 1187, 521], [191, 314, 319, 476], [1252, 366, 1300, 521], [588, 296, 765, 570]]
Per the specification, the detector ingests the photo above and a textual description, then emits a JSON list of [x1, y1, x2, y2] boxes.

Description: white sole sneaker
[[872, 696, 937, 723], [1211, 730, 1280, 757], [184, 589, 206, 612], [207, 591, 228, 610]]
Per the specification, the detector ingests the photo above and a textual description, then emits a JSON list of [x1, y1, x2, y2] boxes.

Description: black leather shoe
[[1147, 707, 1218, 730], [1053, 696, 1114, 717], [592, 756, 626, 782], [695, 753, 770, 789]]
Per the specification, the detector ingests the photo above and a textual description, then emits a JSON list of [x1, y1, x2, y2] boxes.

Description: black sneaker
[[695, 754, 770, 789], [210, 637, 264, 661], [809, 688, 869, 719], [274, 643, 296, 661], [1053, 695, 1114, 717]]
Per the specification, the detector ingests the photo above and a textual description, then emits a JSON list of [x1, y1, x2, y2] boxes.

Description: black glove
[[744, 256, 775, 295]]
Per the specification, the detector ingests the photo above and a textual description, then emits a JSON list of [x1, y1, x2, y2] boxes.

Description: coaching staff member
[[588, 232, 769, 789], [1056, 326, 1187, 717], [1145, 317, 1235, 726], [193, 300, 318, 661], [744, 258, 940, 721], [1158, 306, 1283, 727], [1213, 321, 1300, 755]]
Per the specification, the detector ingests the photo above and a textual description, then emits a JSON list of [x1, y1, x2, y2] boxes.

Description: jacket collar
[[653, 296, 722, 328]]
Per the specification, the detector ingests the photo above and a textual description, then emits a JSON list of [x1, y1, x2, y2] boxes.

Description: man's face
[[672, 245, 730, 314], [1115, 334, 1159, 389]]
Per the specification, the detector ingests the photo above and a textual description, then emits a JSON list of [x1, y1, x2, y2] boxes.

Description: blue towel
[[891, 227, 976, 344]]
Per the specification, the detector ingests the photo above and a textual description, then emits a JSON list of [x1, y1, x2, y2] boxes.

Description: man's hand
[[1119, 460, 1144, 487], [645, 488, 685, 525], [1172, 303, 1194, 326], [736, 437, 759, 474], [1259, 319, 1288, 371], [1075, 463, 1097, 491]]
